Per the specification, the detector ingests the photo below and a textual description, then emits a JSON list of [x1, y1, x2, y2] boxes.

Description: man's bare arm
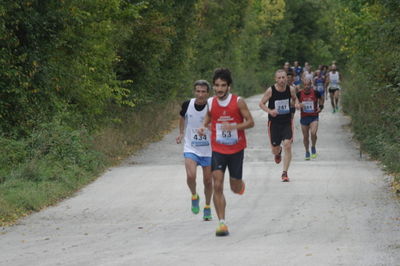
[[259, 87, 274, 115], [176, 116, 185, 144]]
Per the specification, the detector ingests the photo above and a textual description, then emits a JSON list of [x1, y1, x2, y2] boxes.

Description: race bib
[[216, 123, 238, 145], [190, 128, 209, 147], [317, 84, 324, 92], [303, 101, 314, 113], [275, 99, 290, 115]]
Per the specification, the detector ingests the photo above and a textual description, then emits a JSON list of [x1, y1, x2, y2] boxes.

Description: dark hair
[[213, 68, 232, 86], [194, 79, 211, 92]]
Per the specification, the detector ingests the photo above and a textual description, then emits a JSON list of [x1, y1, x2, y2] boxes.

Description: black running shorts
[[211, 150, 244, 180], [268, 121, 293, 147]]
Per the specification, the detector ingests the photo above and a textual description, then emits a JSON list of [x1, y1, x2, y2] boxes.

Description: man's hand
[[176, 134, 183, 144], [269, 109, 279, 117], [221, 122, 235, 131], [198, 127, 206, 136]]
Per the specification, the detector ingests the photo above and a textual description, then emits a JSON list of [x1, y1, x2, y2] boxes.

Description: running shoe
[[274, 147, 282, 164], [191, 194, 200, 214], [305, 151, 311, 160], [216, 222, 229, 236], [336, 106, 339, 112], [311, 147, 317, 159], [203, 206, 212, 221], [281, 171, 290, 182], [332, 108, 336, 113]]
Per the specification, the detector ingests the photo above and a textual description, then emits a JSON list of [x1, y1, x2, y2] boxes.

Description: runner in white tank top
[[176, 80, 213, 221], [327, 64, 342, 113], [302, 64, 314, 85], [183, 98, 211, 156]]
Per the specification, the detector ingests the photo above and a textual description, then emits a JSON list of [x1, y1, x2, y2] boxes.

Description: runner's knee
[[283, 140, 292, 150], [186, 172, 196, 181], [213, 181, 223, 193]]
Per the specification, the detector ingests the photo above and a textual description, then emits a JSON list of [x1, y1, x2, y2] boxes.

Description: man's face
[[213, 78, 230, 99], [304, 80, 312, 91], [287, 74, 294, 84], [284, 62, 290, 69], [275, 72, 287, 87], [294, 61, 299, 67], [194, 85, 209, 102]]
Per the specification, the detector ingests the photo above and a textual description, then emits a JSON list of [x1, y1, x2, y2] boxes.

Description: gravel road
[[1, 94, 399, 266]]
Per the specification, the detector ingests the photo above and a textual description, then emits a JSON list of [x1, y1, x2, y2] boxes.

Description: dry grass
[[92, 101, 180, 165]]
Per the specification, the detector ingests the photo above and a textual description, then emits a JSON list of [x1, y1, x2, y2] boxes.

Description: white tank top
[[304, 71, 313, 81], [329, 71, 340, 88], [207, 93, 240, 111], [184, 98, 211, 157]]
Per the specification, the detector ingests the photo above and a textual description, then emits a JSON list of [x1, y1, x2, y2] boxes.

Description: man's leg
[[310, 121, 319, 148], [230, 178, 244, 194], [202, 166, 213, 206], [202, 165, 213, 220], [282, 139, 292, 172], [301, 123, 311, 160], [301, 124, 310, 152], [310, 120, 319, 158], [325, 87, 328, 100], [329, 91, 335, 109], [212, 170, 226, 220], [228, 150, 245, 194], [269, 121, 282, 164], [334, 90, 340, 110], [272, 145, 281, 156], [184, 158, 197, 195], [212, 152, 229, 236], [185, 158, 200, 214]]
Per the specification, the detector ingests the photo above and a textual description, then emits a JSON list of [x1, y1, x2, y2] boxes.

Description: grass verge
[[341, 75, 400, 195], [0, 101, 179, 226]]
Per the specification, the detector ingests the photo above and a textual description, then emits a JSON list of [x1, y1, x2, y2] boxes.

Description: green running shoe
[[305, 151, 311, 160], [191, 194, 200, 214], [203, 206, 212, 221], [311, 147, 317, 159]]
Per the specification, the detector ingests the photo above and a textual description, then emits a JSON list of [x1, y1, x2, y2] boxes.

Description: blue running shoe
[[305, 151, 311, 160], [191, 194, 200, 214], [203, 206, 212, 221], [311, 147, 317, 159]]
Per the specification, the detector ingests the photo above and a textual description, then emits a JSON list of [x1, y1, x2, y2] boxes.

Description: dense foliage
[[334, 0, 400, 174], [1, 0, 337, 138]]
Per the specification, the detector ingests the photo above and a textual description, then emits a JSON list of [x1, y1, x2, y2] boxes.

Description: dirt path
[[1, 94, 400, 266]]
